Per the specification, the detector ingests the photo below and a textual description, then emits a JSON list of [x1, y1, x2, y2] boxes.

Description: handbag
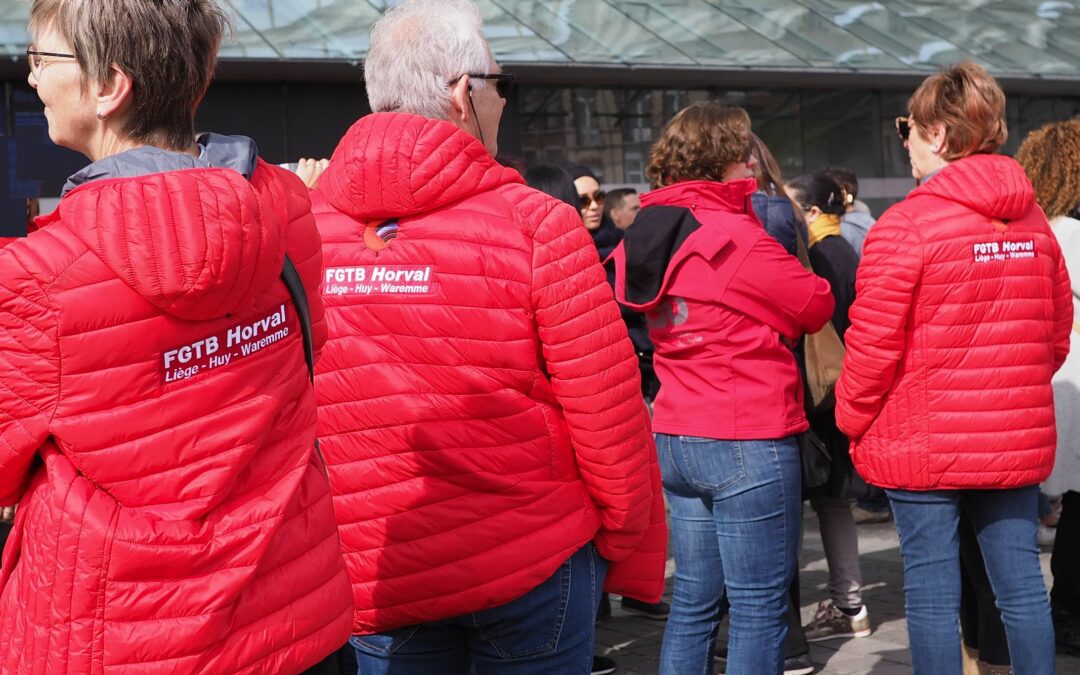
[[793, 222, 846, 413]]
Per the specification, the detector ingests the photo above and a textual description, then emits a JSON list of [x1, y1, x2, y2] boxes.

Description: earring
[[96, 112, 107, 120]]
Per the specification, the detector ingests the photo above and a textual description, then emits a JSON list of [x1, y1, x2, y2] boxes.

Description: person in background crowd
[[563, 161, 607, 233], [1017, 118, 1080, 658], [836, 61, 1070, 674], [749, 133, 804, 256], [610, 101, 834, 675], [0, 1, 353, 673], [310, 1, 666, 673], [786, 173, 873, 644], [821, 166, 876, 260], [606, 187, 641, 230]]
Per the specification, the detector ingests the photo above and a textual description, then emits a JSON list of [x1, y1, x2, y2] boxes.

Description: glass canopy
[[2, 0, 1079, 80]]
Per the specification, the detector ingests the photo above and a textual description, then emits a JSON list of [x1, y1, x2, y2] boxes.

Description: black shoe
[[591, 655, 617, 675], [620, 596, 670, 621], [715, 649, 814, 675]]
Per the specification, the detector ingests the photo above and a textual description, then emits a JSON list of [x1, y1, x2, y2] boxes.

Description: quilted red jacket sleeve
[[529, 197, 654, 563], [836, 209, 923, 440], [724, 230, 834, 340], [0, 244, 60, 504]]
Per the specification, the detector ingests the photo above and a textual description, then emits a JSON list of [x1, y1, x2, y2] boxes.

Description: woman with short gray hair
[[0, 1, 353, 673]]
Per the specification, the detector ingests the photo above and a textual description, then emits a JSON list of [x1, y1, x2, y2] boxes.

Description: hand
[[0, 506, 15, 523], [294, 158, 330, 189]]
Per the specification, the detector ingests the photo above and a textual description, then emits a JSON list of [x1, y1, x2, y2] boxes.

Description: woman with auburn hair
[[1017, 118, 1080, 658], [0, 0, 352, 673], [836, 62, 1070, 674], [609, 101, 834, 675]]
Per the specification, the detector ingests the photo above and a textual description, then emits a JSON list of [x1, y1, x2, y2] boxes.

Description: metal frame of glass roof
[[2, 1, 1080, 93]]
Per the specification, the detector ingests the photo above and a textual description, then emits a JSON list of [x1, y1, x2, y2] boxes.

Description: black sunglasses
[[579, 190, 606, 210], [895, 116, 911, 142], [448, 73, 515, 99]]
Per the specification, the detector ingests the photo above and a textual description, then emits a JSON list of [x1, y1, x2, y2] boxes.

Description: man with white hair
[[309, 1, 666, 673]]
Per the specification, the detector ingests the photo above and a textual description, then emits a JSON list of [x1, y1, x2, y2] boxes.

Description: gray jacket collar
[[62, 133, 258, 196]]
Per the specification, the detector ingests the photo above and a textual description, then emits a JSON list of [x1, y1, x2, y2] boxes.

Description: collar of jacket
[[641, 178, 758, 214], [808, 213, 842, 247], [315, 112, 525, 222], [62, 133, 259, 196]]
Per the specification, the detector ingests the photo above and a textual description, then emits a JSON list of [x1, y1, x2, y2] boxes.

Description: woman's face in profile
[[27, 26, 95, 156]]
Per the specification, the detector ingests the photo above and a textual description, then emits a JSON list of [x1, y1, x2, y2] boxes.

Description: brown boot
[[977, 662, 1012, 675]]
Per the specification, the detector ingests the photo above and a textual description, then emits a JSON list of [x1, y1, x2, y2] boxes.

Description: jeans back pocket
[[679, 436, 747, 492]]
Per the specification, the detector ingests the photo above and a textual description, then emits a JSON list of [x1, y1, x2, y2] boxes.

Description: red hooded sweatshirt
[[610, 179, 834, 439]]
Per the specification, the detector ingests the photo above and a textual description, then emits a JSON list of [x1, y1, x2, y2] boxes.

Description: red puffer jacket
[[836, 154, 1073, 490], [0, 161, 352, 674], [312, 112, 665, 634]]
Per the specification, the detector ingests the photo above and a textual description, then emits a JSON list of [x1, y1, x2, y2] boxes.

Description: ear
[[929, 122, 947, 154], [95, 64, 133, 120], [807, 205, 824, 222], [446, 74, 472, 129]]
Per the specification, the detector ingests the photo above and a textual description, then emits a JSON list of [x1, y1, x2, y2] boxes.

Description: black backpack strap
[[281, 254, 315, 384], [280, 254, 328, 474]]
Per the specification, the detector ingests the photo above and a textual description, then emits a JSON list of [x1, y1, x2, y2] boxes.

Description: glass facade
[[1, 1, 1079, 81]]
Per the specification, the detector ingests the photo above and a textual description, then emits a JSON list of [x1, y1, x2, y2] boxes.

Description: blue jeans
[[888, 487, 1054, 675], [656, 434, 801, 675], [351, 543, 606, 675]]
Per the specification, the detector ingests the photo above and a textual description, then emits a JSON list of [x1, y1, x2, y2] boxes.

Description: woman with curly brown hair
[[836, 62, 1070, 674], [609, 102, 834, 675], [1018, 119, 1080, 658]]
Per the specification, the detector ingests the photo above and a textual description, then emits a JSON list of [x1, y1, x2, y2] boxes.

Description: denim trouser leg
[[351, 543, 607, 675], [657, 434, 801, 675], [888, 487, 1054, 675]]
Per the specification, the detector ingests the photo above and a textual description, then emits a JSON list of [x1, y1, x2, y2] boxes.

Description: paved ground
[[596, 511, 1080, 674]]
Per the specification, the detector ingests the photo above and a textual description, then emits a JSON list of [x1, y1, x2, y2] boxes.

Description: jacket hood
[[912, 154, 1035, 222], [55, 136, 285, 321], [316, 112, 523, 221]]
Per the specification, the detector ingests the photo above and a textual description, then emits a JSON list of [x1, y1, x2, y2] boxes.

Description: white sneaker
[[803, 602, 872, 642]]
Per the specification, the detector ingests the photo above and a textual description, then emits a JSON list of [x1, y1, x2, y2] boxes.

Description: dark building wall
[[5, 78, 1080, 227]]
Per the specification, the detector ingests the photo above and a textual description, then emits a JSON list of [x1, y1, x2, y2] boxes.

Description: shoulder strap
[[279, 254, 329, 474], [280, 254, 314, 384]]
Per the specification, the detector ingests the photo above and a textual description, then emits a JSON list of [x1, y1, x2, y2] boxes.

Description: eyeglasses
[[579, 190, 605, 210], [26, 46, 77, 77], [448, 73, 515, 99], [895, 116, 911, 142]]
